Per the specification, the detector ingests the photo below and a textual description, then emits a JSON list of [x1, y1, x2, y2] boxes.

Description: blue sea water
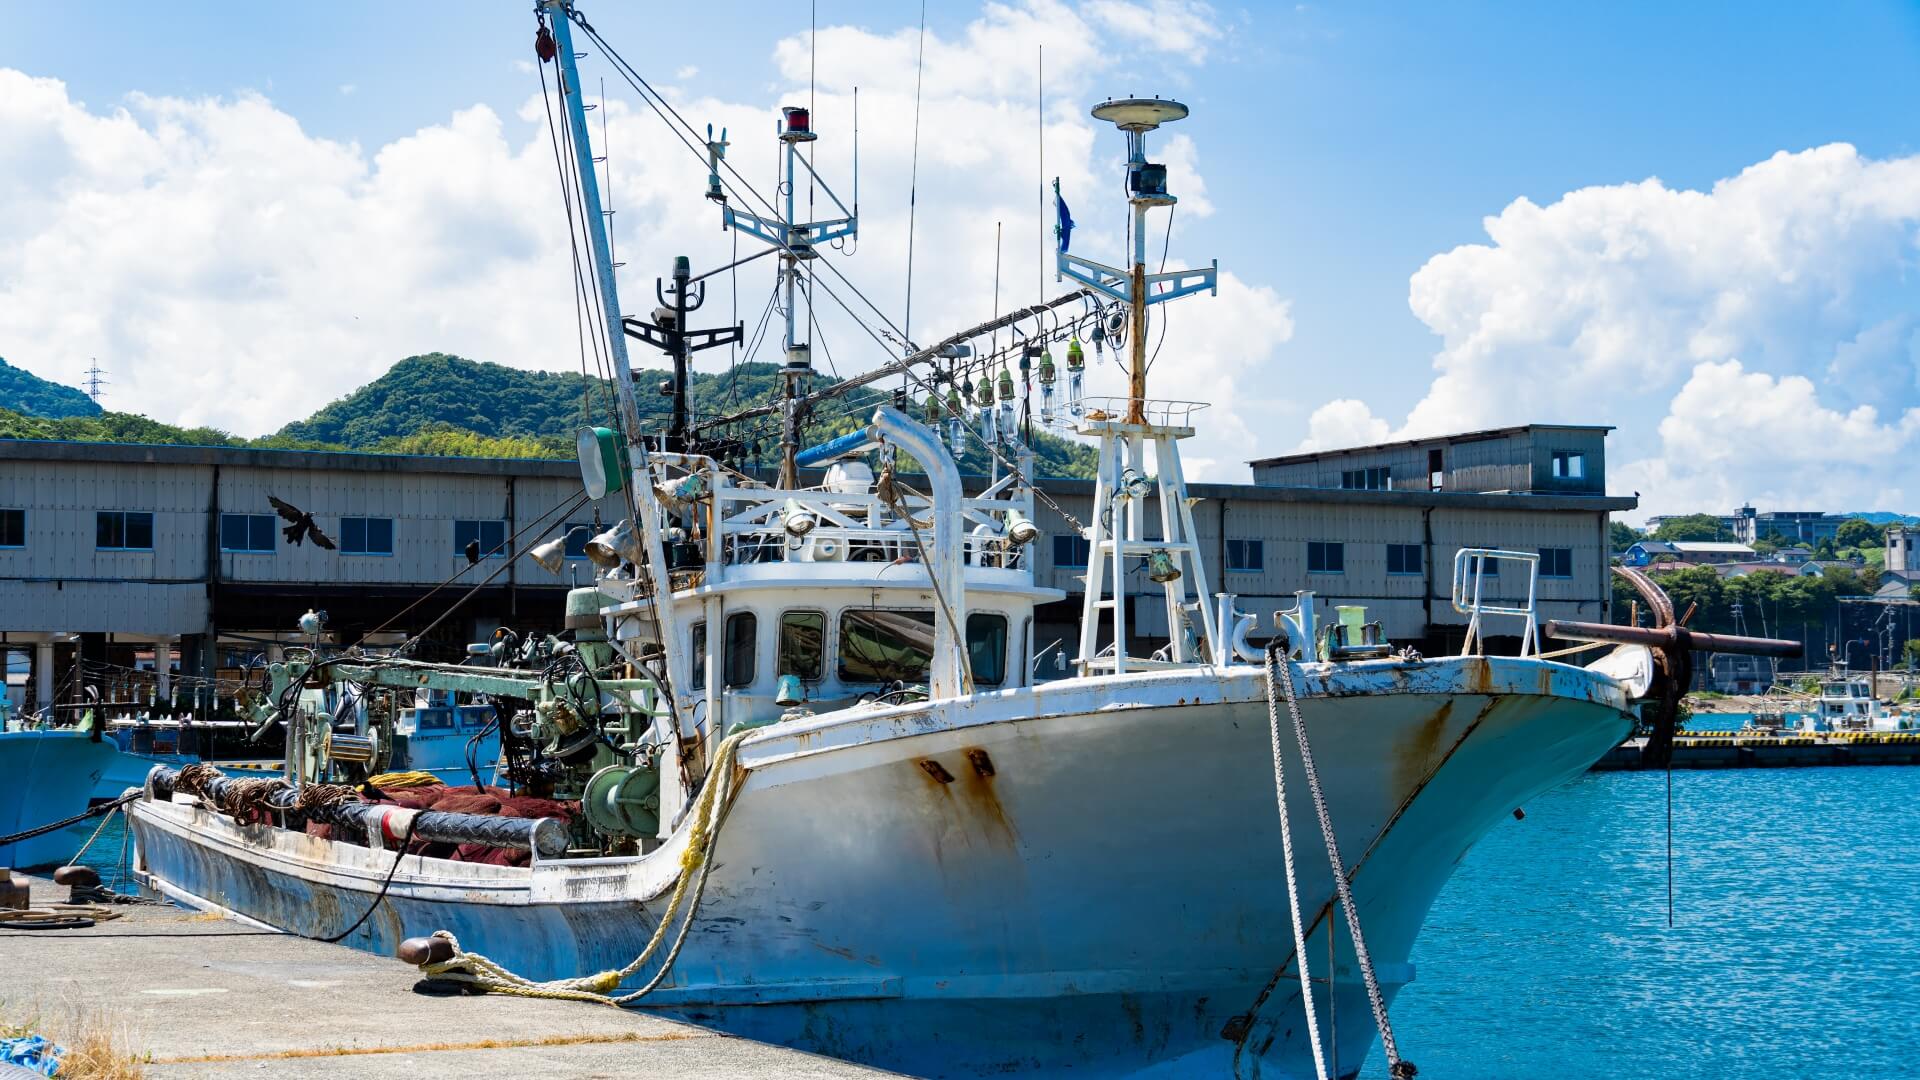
[[60, 770, 1920, 1079], [1361, 767, 1920, 1080]]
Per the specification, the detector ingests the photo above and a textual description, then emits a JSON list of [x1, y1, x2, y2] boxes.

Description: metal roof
[[1248, 423, 1614, 469]]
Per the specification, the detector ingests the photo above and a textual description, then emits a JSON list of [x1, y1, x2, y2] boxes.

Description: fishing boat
[[1792, 664, 1915, 734], [2, 681, 498, 871], [126, 6, 1799, 1077]]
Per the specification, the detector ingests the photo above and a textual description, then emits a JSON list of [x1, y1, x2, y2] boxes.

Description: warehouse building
[[0, 425, 1633, 714]]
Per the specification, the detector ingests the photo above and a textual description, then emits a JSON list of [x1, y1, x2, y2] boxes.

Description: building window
[[1428, 448, 1445, 491], [1225, 539, 1265, 572], [839, 609, 936, 684], [1307, 541, 1345, 574], [779, 611, 825, 682], [220, 513, 276, 553], [1387, 543, 1423, 575], [1469, 549, 1500, 576], [724, 612, 757, 688], [0, 509, 23, 548], [454, 519, 507, 559], [96, 511, 154, 551], [1053, 533, 1091, 568], [563, 522, 594, 559], [967, 613, 1009, 686], [339, 517, 395, 555], [1540, 547, 1573, 578], [1340, 466, 1391, 491], [1551, 451, 1585, 480]]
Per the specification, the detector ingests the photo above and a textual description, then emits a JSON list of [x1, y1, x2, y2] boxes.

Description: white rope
[[1270, 644, 1417, 1078], [1262, 645, 1330, 1080]]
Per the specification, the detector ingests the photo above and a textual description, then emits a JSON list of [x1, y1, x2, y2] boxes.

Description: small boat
[[1793, 665, 1916, 734]]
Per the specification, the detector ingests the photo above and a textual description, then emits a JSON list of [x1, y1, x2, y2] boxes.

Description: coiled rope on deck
[[415, 731, 750, 1005], [1265, 643, 1417, 1079]]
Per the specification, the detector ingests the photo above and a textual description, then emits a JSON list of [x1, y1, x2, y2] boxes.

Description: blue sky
[[4, 2, 1919, 517]]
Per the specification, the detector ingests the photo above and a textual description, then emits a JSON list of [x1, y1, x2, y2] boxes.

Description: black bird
[[268, 496, 336, 550], [464, 538, 482, 565]]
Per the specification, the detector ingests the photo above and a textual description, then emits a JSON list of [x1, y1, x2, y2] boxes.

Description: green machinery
[[243, 588, 674, 851]]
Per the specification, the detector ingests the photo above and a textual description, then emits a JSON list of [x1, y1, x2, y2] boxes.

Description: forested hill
[[274, 352, 1098, 477], [0, 357, 103, 419]]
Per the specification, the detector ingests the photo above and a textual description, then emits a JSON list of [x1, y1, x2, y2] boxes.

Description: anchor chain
[[1267, 640, 1417, 1079]]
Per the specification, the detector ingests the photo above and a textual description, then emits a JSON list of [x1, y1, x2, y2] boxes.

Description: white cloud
[[338, 83, 356, 96], [1083, 0, 1222, 62], [674, 65, 698, 81], [1295, 143, 1920, 519], [0, 1, 1281, 478]]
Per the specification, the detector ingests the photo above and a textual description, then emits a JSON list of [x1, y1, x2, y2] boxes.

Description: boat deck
[[0, 875, 896, 1078]]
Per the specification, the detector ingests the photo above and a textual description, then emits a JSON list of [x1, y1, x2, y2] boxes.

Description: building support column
[[34, 641, 53, 715], [154, 640, 174, 705]]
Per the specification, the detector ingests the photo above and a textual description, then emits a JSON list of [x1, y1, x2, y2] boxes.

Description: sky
[[3, 1, 1919, 523]]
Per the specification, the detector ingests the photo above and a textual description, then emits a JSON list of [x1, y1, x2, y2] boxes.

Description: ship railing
[[1451, 547, 1540, 657], [1074, 397, 1210, 430], [709, 482, 1036, 573]]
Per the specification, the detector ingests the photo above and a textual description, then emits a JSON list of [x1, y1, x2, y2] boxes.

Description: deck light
[[1004, 508, 1040, 546], [783, 498, 818, 537]]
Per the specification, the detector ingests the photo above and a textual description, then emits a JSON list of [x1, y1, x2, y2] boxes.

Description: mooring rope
[[415, 730, 750, 1005], [0, 792, 140, 848], [1262, 644, 1331, 1080], [1267, 641, 1417, 1078]]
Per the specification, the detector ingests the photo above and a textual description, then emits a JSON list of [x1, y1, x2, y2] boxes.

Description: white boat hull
[[131, 654, 1633, 1078]]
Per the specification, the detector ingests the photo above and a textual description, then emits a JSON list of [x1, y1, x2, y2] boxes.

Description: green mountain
[[0, 350, 1096, 477], [0, 357, 103, 419], [275, 353, 1096, 478]]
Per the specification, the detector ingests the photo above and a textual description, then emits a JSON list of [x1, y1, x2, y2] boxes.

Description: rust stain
[[1466, 657, 1494, 696], [954, 753, 1020, 848], [964, 747, 996, 778], [918, 759, 955, 784], [811, 941, 858, 962], [1391, 699, 1453, 799]]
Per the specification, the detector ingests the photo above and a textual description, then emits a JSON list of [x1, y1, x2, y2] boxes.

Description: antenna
[[707, 102, 857, 487], [1057, 97, 1217, 425], [84, 359, 108, 404]]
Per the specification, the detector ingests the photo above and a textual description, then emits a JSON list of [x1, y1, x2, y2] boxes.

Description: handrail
[[1451, 547, 1539, 657]]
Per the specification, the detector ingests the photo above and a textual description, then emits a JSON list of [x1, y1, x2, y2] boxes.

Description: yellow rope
[[417, 731, 750, 1004], [365, 771, 443, 790]]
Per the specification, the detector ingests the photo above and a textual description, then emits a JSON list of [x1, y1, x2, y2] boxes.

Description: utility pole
[[623, 256, 743, 451]]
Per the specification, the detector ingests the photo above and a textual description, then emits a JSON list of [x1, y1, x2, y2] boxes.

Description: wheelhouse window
[[690, 620, 707, 690], [454, 519, 507, 558], [96, 511, 154, 551], [1307, 541, 1344, 573], [839, 609, 936, 685], [340, 517, 394, 555], [0, 509, 23, 548], [1225, 539, 1265, 572], [724, 612, 757, 688], [1386, 543, 1422, 575], [779, 611, 826, 682], [1052, 534, 1090, 569], [1539, 547, 1573, 578], [967, 613, 1009, 687], [221, 513, 275, 553]]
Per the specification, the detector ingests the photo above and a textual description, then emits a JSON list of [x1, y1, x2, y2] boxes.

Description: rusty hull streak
[[1389, 700, 1454, 804], [1225, 696, 1499, 1067]]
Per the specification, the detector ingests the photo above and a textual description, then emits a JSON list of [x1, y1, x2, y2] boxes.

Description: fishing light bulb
[[924, 391, 942, 426], [996, 367, 1017, 444], [946, 387, 966, 455], [1037, 349, 1057, 422]]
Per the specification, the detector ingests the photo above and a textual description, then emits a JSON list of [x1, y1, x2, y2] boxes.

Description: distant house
[[1717, 561, 1798, 579], [1771, 546, 1815, 563], [1623, 540, 1755, 567]]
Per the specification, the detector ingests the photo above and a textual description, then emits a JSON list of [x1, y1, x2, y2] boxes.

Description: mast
[[545, 4, 645, 449], [703, 105, 857, 486]]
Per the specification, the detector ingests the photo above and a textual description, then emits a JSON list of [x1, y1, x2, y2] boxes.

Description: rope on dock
[[414, 731, 750, 1005], [1266, 642, 1417, 1079]]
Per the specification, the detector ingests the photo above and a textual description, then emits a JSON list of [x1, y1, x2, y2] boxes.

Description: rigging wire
[[901, 0, 928, 361], [1146, 204, 1176, 373]]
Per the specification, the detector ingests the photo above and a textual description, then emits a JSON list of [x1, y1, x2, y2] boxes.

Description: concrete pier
[[1593, 732, 1920, 771], [0, 876, 897, 1078]]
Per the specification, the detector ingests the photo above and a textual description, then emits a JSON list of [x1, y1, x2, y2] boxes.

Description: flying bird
[[268, 496, 336, 550], [464, 538, 482, 565]]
